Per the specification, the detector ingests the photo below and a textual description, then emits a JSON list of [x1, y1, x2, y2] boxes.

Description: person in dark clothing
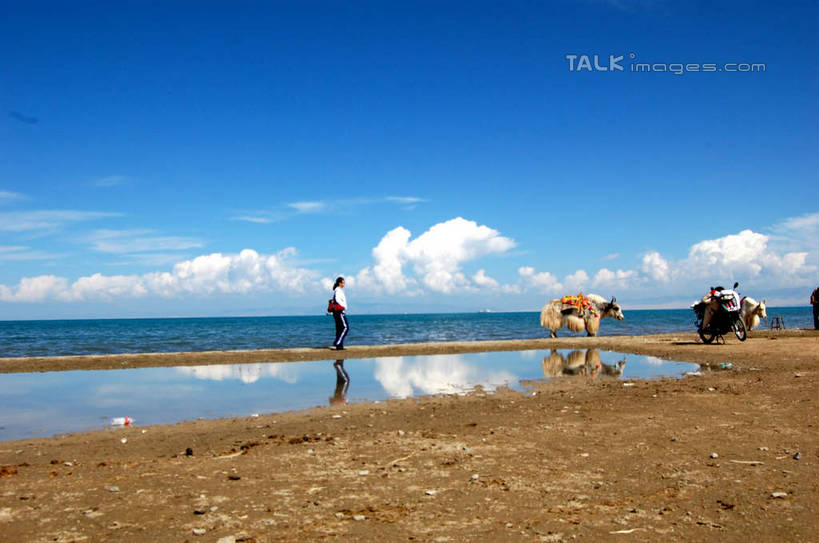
[[811, 287, 819, 330]]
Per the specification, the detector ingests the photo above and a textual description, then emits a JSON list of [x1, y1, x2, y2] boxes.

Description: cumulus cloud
[[0, 275, 69, 302], [592, 268, 637, 289], [563, 269, 590, 292], [356, 217, 516, 294], [640, 251, 670, 283], [472, 269, 499, 289], [0, 248, 320, 303], [678, 229, 814, 282], [517, 266, 562, 293]]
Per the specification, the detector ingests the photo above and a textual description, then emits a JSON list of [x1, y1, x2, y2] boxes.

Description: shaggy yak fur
[[740, 296, 767, 331], [540, 294, 625, 338]]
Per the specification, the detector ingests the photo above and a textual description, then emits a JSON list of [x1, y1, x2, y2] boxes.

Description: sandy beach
[[1, 330, 817, 542]]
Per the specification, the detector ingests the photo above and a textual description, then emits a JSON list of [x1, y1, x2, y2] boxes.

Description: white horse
[[740, 296, 767, 330], [540, 294, 624, 338]]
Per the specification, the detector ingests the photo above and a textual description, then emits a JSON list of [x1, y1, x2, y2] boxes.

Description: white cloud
[[775, 212, 819, 233], [602, 253, 620, 261], [0, 210, 120, 232], [386, 196, 426, 205], [472, 269, 499, 289], [592, 268, 637, 289], [0, 275, 69, 302], [640, 251, 670, 282], [0, 190, 25, 202], [563, 269, 589, 292], [0, 248, 320, 303], [86, 229, 204, 253], [231, 215, 274, 224], [235, 196, 427, 224], [517, 266, 562, 293], [0, 246, 63, 261], [678, 229, 814, 283], [288, 201, 326, 213], [357, 217, 516, 294]]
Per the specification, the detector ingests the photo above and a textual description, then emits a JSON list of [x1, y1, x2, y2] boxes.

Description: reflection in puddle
[[0, 349, 700, 441], [331, 360, 349, 405], [177, 363, 298, 384], [372, 354, 517, 398], [542, 349, 626, 379]]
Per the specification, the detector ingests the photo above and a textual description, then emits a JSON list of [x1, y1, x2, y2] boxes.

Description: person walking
[[330, 277, 349, 350], [811, 286, 819, 330]]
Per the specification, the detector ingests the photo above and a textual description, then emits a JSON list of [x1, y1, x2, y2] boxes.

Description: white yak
[[740, 296, 767, 331], [540, 293, 624, 338]]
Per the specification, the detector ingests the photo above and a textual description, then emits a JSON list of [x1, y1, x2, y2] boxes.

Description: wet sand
[[1, 330, 817, 541]]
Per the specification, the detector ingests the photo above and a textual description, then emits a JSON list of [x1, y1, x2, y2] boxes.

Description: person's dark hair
[[333, 277, 345, 289]]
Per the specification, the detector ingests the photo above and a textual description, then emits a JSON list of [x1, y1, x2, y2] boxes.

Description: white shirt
[[333, 287, 347, 311]]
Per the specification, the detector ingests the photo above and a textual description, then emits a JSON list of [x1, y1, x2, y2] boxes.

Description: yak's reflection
[[541, 349, 625, 379], [330, 359, 350, 405]]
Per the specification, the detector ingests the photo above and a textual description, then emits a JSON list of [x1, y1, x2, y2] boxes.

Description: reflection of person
[[330, 359, 349, 405], [330, 277, 349, 350], [811, 287, 819, 330]]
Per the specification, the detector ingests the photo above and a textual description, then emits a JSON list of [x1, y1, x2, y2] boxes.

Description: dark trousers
[[813, 304, 819, 330], [333, 311, 349, 347]]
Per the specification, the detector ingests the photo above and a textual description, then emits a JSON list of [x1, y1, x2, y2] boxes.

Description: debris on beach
[[110, 417, 133, 426]]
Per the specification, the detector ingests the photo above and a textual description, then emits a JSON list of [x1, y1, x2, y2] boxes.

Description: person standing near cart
[[330, 277, 349, 350]]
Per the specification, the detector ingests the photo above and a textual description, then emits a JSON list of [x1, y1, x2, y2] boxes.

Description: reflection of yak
[[540, 294, 624, 338], [541, 349, 626, 379]]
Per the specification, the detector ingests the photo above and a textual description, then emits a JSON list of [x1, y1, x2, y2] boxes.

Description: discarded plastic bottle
[[110, 417, 133, 426]]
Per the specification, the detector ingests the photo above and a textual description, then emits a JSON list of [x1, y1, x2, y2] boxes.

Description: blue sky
[[1, 1, 817, 319]]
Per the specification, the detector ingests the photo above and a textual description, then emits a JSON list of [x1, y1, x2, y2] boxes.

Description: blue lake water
[[0, 306, 812, 359], [0, 349, 700, 442]]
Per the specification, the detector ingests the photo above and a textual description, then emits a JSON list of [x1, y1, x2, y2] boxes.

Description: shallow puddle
[[0, 349, 699, 441]]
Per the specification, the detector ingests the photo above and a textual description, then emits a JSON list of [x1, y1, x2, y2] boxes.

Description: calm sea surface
[[0, 307, 812, 358]]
